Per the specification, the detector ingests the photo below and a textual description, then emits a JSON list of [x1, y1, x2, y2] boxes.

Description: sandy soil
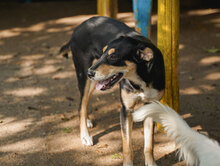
[[0, 1, 220, 166]]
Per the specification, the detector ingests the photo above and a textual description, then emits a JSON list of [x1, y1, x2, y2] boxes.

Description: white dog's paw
[[87, 119, 93, 128], [81, 134, 93, 146]]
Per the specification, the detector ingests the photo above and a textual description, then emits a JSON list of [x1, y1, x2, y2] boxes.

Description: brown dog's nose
[[87, 69, 95, 78]]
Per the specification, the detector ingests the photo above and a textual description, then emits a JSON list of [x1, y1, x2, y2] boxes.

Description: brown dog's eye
[[106, 54, 126, 66], [107, 54, 120, 61]]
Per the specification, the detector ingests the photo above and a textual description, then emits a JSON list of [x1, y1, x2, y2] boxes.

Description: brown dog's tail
[[59, 41, 71, 59]]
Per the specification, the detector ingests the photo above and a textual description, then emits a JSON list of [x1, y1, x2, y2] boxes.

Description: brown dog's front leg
[[80, 80, 96, 146], [120, 107, 133, 166], [144, 117, 157, 166]]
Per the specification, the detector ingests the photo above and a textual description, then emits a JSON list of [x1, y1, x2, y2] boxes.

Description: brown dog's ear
[[137, 47, 154, 61], [102, 45, 108, 53]]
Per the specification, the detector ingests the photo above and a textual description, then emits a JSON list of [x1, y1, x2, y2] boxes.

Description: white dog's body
[[132, 101, 220, 166]]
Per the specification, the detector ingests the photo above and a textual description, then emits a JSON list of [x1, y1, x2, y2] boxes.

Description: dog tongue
[[96, 79, 110, 90], [96, 83, 104, 90]]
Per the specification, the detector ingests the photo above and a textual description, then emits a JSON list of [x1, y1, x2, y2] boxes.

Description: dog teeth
[[112, 75, 116, 81], [113, 74, 117, 79]]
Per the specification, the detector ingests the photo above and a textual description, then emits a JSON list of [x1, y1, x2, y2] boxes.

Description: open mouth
[[96, 73, 123, 91]]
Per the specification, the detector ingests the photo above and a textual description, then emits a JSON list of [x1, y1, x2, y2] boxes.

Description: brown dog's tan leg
[[80, 79, 96, 146], [144, 117, 157, 166], [121, 109, 133, 166]]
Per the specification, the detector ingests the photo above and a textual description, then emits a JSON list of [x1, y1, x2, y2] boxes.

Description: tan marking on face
[[108, 48, 115, 55], [95, 64, 126, 77], [141, 47, 153, 61], [90, 60, 137, 86], [102, 45, 108, 53], [124, 61, 137, 77], [92, 58, 98, 65], [93, 60, 137, 81]]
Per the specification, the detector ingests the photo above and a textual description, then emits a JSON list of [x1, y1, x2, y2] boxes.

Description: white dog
[[132, 101, 220, 166]]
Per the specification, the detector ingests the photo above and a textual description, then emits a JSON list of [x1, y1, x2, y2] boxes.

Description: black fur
[[60, 16, 165, 165]]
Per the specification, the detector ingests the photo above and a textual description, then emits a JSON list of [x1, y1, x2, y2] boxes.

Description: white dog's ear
[[137, 47, 154, 61]]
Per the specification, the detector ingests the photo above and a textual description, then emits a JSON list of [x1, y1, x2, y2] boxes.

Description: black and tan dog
[[60, 16, 165, 166]]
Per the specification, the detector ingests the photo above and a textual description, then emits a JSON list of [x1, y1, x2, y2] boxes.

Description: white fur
[[126, 74, 163, 102], [81, 133, 93, 146], [132, 101, 220, 166], [87, 119, 93, 128]]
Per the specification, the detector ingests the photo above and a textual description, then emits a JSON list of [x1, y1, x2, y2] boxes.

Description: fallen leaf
[[18, 75, 31, 79], [0, 120, 3, 123], [111, 153, 122, 159], [205, 48, 220, 54], [96, 150, 104, 154], [97, 144, 108, 149], [41, 42, 50, 48], [66, 96, 74, 101], [62, 128, 72, 133], [56, 67, 64, 72], [53, 77, 60, 80], [27, 106, 38, 110], [211, 84, 217, 87], [188, 76, 194, 80], [61, 114, 70, 121]]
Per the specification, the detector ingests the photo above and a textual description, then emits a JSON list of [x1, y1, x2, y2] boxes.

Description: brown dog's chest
[[121, 86, 164, 112]]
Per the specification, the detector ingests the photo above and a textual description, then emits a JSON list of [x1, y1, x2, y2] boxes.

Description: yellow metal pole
[[97, 0, 118, 18], [157, 0, 179, 112]]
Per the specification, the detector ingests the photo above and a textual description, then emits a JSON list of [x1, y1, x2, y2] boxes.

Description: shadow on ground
[[0, 1, 219, 166]]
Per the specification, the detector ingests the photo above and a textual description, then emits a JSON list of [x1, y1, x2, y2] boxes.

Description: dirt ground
[[0, 1, 220, 166]]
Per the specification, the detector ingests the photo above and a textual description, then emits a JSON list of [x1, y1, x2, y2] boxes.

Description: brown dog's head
[[88, 36, 164, 91]]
